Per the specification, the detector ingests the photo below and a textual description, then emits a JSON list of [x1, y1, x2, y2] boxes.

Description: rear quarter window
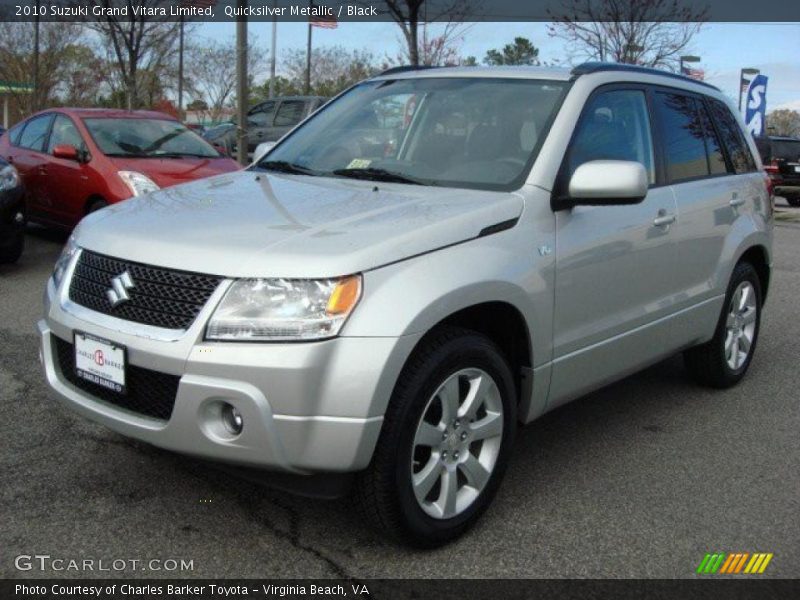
[[708, 99, 758, 173]]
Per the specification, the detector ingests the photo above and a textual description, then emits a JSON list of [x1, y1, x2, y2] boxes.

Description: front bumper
[[40, 275, 420, 474]]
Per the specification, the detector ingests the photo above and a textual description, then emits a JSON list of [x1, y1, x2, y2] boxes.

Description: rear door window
[[7, 122, 25, 146], [18, 114, 54, 153], [708, 99, 757, 173], [653, 92, 708, 182]]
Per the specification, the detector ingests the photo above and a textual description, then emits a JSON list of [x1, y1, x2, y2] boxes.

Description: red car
[[0, 108, 240, 229]]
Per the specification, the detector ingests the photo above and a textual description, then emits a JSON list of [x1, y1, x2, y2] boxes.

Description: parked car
[[201, 122, 236, 155], [211, 96, 327, 156], [755, 135, 800, 206], [0, 156, 25, 263], [39, 64, 772, 547], [0, 109, 240, 229]]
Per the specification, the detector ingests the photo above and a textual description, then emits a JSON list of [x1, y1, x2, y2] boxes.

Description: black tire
[[684, 262, 762, 388], [87, 198, 108, 214], [355, 326, 517, 547], [786, 196, 800, 208], [0, 230, 24, 264]]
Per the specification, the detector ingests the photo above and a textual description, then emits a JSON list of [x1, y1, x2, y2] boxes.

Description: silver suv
[[39, 64, 773, 546]]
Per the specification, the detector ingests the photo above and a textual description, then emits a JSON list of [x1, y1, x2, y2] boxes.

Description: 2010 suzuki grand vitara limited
[[40, 64, 773, 546]]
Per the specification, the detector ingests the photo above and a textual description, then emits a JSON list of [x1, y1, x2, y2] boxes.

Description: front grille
[[68, 250, 222, 330], [54, 336, 180, 421]]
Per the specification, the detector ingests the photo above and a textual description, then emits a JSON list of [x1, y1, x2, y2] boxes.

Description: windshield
[[257, 78, 567, 190], [83, 118, 220, 158]]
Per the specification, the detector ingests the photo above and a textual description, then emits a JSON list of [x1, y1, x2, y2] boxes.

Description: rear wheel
[[684, 262, 762, 388], [355, 326, 517, 547]]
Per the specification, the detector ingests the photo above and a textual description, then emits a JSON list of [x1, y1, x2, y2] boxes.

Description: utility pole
[[32, 15, 40, 112], [178, 17, 185, 121], [236, 0, 249, 166], [304, 20, 312, 95], [269, 1, 277, 98]]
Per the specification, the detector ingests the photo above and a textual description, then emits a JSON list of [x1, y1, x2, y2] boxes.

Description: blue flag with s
[[744, 74, 768, 137]]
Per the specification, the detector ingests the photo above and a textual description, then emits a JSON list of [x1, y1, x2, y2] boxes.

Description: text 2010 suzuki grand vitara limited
[[40, 64, 773, 546]]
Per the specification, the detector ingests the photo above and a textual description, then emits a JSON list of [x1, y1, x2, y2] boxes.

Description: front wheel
[[684, 262, 762, 388], [355, 326, 517, 547]]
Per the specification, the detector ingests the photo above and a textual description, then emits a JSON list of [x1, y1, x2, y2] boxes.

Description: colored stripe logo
[[696, 552, 773, 574]]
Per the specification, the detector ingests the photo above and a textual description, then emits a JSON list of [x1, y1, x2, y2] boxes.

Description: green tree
[[484, 37, 540, 66]]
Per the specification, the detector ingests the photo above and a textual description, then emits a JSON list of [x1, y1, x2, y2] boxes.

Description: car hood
[[106, 156, 240, 188], [77, 170, 524, 278]]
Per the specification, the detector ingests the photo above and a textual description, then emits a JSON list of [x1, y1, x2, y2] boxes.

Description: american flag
[[681, 65, 705, 81], [310, 5, 338, 28]]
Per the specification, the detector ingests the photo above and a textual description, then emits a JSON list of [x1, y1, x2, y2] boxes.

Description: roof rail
[[375, 65, 440, 77], [571, 62, 720, 91]]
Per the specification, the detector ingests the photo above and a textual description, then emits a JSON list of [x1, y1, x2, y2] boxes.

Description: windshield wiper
[[332, 167, 424, 185], [258, 160, 318, 176]]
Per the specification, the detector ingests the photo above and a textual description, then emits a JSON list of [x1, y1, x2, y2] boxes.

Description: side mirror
[[559, 160, 649, 209], [253, 141, 276, 163], [52, 144, 80, 161]]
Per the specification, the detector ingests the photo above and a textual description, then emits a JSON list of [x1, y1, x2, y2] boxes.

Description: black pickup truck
[[756, 135, 800, 206]]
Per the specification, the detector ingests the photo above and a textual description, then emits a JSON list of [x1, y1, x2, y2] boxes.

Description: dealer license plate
[[74, 332, 127, 394]]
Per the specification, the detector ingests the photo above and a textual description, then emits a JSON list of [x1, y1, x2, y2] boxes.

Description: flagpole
[[305, 12, 312, 95], [178, 16, 185, 121], [269, 0, 277, 99]]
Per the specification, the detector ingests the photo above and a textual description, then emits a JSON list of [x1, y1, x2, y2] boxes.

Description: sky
[[196, 20, 800, 112]]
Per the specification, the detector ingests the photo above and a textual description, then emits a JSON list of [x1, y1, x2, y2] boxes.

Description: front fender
[[342, 223, 553, 370]]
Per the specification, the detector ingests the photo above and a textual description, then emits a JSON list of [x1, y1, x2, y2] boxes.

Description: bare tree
[[86, 1, 182, 109], [379, 0, 474, 66], [282, 46, 379, 96], [186, 38, 266, 124], [767, 109, 800, 138], [0, 21, 84, 114], [386, 22, 470, 67], [547, 0, 707, 71]]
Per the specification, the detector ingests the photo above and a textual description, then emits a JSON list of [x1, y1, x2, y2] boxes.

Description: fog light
[[221, 403, 243, 435]]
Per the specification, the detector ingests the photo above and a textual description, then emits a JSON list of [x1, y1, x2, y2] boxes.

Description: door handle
[[729, 195, 746, 207], [653, 211, 676, 227]]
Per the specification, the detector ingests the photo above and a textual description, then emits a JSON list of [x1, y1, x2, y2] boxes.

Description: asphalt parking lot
[[1, 202, 799, 580]]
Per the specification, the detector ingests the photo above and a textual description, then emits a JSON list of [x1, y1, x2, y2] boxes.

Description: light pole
[[236, 0, 249, 166], [680, 55, 701, 76], [739, 68, 760, 112]]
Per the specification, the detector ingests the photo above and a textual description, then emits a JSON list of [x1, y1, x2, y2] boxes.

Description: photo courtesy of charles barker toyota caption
[[38, 64, 772, 546]]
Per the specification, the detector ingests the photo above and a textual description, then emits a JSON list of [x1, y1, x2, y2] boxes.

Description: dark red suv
[[0, 108, 240, 229]]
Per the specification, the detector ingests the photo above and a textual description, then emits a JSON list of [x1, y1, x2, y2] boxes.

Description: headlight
[[206, 276, 362, 341], [52, 235, 79, 289], [0, 164, 20, 191], [118, 171, 160, 197]]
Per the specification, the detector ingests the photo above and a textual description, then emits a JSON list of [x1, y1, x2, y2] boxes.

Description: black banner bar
[[1, 0, 799, 23]]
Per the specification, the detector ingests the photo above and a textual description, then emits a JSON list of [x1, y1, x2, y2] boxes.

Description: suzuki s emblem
[[106, 270, 135, 307]]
